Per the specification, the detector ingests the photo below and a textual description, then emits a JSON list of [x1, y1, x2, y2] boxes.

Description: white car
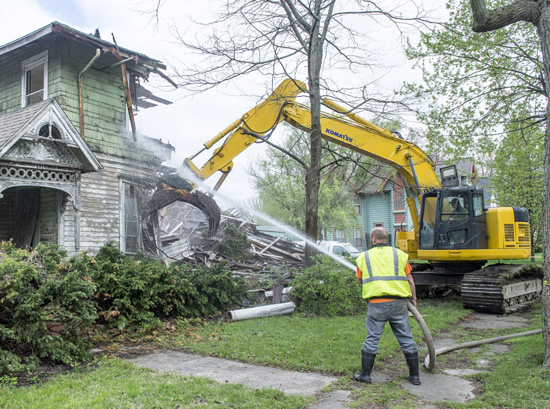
[[317, 241, 362, 258]]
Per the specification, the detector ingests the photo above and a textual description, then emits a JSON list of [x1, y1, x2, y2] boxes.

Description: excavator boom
[[182, 79, 442, 256]]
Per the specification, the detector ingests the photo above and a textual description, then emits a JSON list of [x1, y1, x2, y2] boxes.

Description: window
[[334, 229, 345, 242], [22, 51, 48, 107], [353, 197, 362, 215], [393, 184, 405, 210], [332, 245, 347, 256], [38, 123, 62, 139], [473, 193, 484, 217], [353, 228, 363, 248], [420, 195, 437, 248], [440, 193, 469, 225], [121, 181, 140, 253]]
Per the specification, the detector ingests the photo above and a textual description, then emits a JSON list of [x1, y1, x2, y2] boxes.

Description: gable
[[0, 98, 101, 172]]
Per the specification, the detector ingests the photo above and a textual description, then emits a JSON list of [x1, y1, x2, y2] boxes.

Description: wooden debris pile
[[157, 207, 305, 271]]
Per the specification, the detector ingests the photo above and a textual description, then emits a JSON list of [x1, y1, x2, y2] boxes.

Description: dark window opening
[[25, 63, 45, 106], [39, 123, 62, 139], [440, 193, 469, 225]]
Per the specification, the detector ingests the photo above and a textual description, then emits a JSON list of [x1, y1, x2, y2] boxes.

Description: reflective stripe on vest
[[357, 246, 411, 299]]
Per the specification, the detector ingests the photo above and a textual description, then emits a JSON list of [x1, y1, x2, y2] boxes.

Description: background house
[[352, 172, 415, 251], [0, 22, 174, 254]]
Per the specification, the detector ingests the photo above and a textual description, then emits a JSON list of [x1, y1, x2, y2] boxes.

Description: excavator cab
[[419, 164, 489, 252], [419, 187, 488, 251]]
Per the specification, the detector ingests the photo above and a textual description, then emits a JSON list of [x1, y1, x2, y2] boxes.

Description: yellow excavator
[[145, 79, 542, 313]]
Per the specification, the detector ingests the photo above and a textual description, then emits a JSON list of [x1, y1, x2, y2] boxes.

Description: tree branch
[[470, 0, 541, 32]]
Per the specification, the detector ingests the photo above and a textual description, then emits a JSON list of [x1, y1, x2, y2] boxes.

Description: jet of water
[[242, 206, 357, 271], [175, 165, 357, 271]]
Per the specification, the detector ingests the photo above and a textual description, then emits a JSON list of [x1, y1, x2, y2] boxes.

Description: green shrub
[[181, 261, 248, 317], [86, 244, 195, 329], [87, 244, 247, 328], [216, 225, 251, 261], [291, 256, 365, 316], [0, 242, 97, 376]]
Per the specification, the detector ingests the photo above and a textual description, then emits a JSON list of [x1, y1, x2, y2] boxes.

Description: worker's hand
[[410, 298, 417, 308]]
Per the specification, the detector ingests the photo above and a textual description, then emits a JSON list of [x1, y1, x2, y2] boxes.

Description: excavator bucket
[[141, 175, 221, 255]]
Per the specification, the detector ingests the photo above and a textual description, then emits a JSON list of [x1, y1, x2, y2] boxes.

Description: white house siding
[[34, 188, 58, 245], [77, 153, 157, 254]]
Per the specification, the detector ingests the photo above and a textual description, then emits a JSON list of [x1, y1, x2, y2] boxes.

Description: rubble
[[151, 206, 305, 292]]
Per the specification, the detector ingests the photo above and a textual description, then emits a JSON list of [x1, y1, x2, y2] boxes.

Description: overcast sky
[[0, 0, 440, 208]]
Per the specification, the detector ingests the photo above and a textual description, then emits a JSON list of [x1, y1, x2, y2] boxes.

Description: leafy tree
[[491, 119, 544, 251], [405, 0, 550, 368], [468, 0, 550, 370], [404, 0, 544, 161]]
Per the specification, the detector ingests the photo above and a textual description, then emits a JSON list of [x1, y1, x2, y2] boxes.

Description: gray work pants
[[363, 298, 418, 354]]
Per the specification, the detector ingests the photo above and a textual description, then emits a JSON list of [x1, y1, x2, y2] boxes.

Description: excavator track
[[461, 264, 543, 314]]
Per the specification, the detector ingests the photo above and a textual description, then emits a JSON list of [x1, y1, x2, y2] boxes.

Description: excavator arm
[[184, 79, 440, 194], [182, 80, 305, 185], [182, 79, 441, 254]]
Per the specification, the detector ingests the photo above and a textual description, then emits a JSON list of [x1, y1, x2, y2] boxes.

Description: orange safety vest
[[356, 245, 412, 300]]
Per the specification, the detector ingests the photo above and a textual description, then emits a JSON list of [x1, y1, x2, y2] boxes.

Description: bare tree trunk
[[537, 3, 550, 370], [304, 0, 324, 266]]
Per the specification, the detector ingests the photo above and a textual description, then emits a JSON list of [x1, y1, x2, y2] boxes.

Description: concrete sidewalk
[[126, 312, 535, 408]]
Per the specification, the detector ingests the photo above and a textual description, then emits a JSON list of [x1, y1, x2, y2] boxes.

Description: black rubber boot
[[404, 351, 421, 385], [353, 350, 376, 384]]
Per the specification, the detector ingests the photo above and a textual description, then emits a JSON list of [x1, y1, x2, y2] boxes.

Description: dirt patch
[[14, 361, 73, 387]]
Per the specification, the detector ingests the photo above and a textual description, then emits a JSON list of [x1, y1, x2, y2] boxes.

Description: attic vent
[[39, 123, 62, 140]]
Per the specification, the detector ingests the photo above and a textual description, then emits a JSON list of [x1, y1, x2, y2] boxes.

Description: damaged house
[[0, 22, 174, 254]]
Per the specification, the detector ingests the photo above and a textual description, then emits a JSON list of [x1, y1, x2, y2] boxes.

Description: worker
[[450, 197, 467, 213], [354, 227, 420, 385], [448, 197, 468, 224]]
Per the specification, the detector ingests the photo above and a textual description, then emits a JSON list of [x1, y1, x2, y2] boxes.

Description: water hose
[[407, 301, 437, 370], [407, 301, 542, 370], [422, 328, 542, 369]]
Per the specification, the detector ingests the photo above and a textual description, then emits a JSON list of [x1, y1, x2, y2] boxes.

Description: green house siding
[[357, 186, 415, 250], [0, 33, 168, 164], [364, 190, 392, 235]]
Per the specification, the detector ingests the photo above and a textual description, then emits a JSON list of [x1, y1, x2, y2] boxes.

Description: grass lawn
[[1, 298, 549, 408], [0, 358, 311, 409]]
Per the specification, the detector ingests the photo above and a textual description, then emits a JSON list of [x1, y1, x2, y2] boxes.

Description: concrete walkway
[[126, 312, 536, 408]]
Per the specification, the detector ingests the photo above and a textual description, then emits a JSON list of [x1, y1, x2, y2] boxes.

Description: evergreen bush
[[291, 256, 365, 316], [0, 242, 249, 377], [86, 244, 195, 329], [87, 244, 247, 328], [0, 242, 96, 375], [182, 261, 248, 317], [216, 225, 251, 261]]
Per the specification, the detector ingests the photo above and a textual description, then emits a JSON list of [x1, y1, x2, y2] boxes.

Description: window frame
[[353, 196, 362, 215], [21, 51, 48, 107], [353, 227, 363, 248], [120, 180, 141, 254]]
